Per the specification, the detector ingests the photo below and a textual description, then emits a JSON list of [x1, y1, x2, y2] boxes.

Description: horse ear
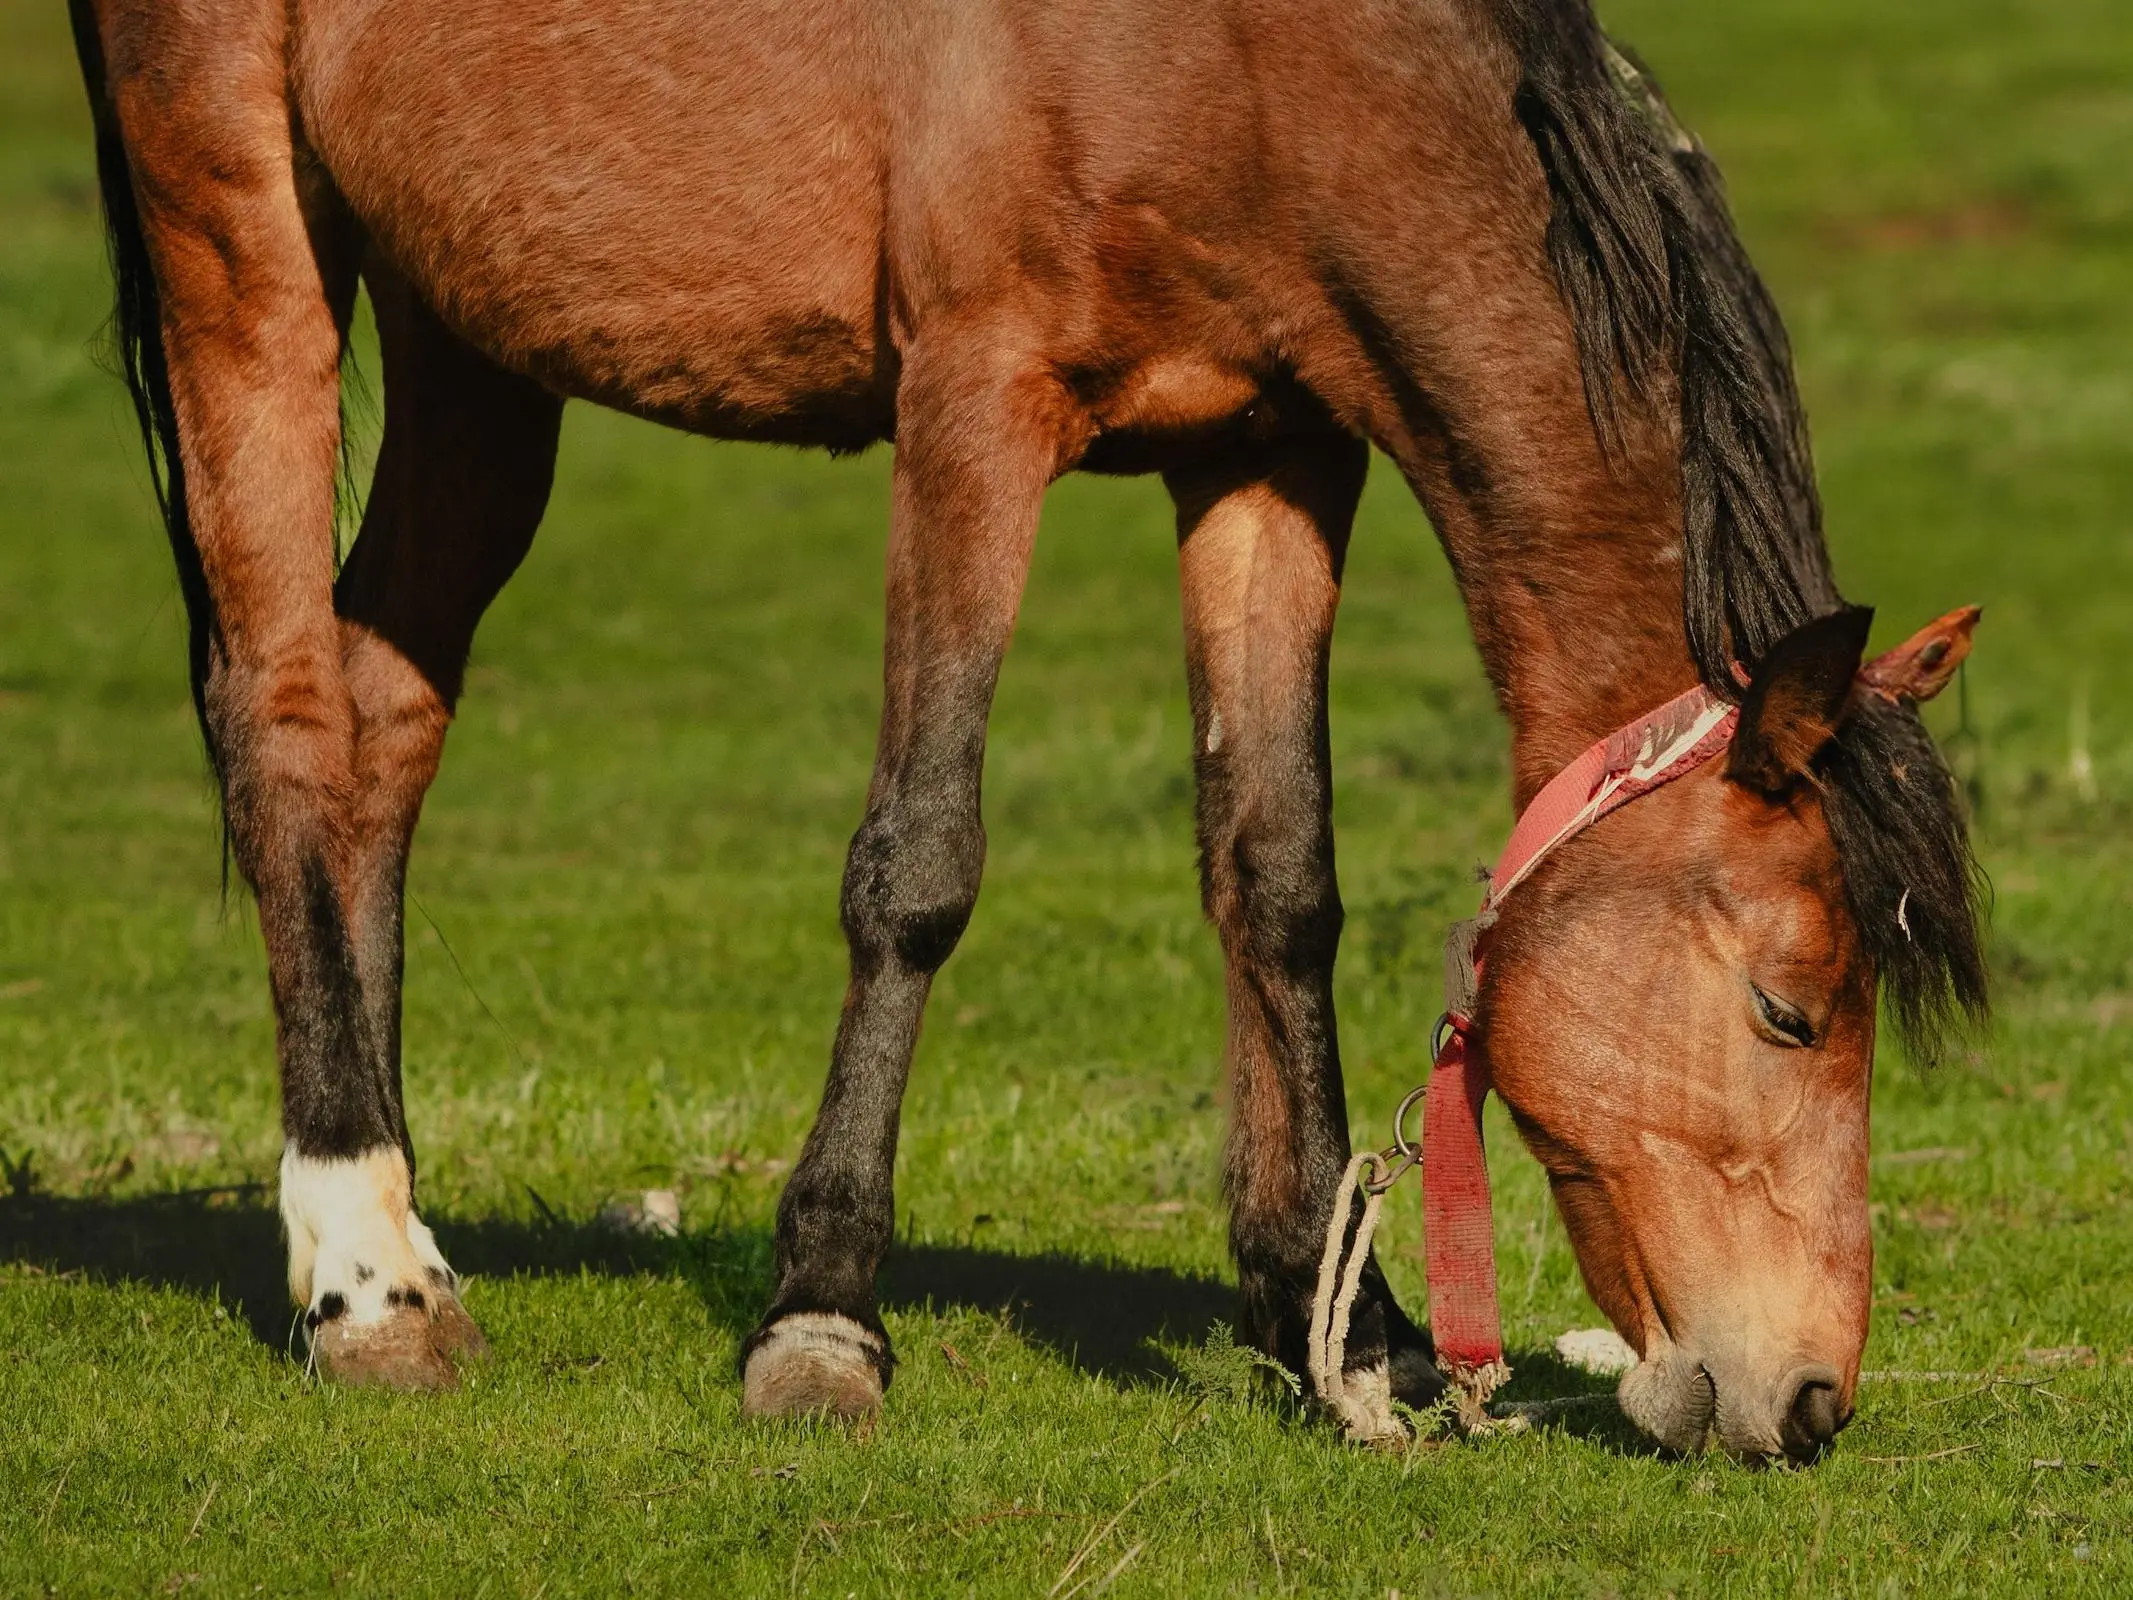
[[1727, 607, 1875, 792], [1857, 605, 1980, 706]]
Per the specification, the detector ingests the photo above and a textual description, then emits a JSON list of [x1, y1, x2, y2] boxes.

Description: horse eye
[[1751, 985, 1816, 1048]]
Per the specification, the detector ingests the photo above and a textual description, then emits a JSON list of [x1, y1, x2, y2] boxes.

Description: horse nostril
[[1781, 1370, 1845, 1462]]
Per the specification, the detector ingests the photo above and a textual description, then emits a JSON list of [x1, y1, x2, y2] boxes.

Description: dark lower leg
[[210, 647, 391, 1162], [1168, 432, 1438, 1423], [334, 272, 563, 1165], [759, 650, 998, 1340]]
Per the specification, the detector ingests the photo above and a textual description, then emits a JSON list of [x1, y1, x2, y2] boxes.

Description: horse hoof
[[1323, 1361, 1409, 1449], [427, 1289, 492, 1362], [742, 1313, 887, 1420], [281, 1149, 487, 1389], [309, 1291, 488, 1391]]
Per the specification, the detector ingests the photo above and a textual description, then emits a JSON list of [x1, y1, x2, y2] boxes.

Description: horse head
[[1479, 607, 1980, 1460]]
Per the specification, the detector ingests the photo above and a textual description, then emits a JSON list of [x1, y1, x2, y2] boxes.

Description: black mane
[[1509, 0, 1988, 1059]]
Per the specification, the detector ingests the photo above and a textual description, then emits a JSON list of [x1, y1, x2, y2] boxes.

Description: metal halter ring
[[1359, 1080, 1431, 1196], [1391, 1077, 1429, 1163], [1429, 1010, 1460, 1059]]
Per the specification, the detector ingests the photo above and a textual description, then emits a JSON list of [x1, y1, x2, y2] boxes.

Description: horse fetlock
[[1387, 1332, 1450, 1412], [280, 1145, 487, 1389], [1316, 1360, 1408, 1448], [742, 1312, 890, 1421]]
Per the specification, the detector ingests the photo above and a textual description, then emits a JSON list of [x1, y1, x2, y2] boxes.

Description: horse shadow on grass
[[0, 1187, 1233, 1388], [1, 1189, 1658, 1451]]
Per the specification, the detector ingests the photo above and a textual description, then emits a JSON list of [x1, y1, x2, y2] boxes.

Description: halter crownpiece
[[1315, 607, 1980, 1434]]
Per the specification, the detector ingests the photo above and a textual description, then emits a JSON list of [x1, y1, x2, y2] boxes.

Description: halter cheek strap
[[1422, 683, 1739, 1401]]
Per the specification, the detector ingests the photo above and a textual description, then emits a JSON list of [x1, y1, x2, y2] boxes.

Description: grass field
[[5, 0, 2132, 1592]]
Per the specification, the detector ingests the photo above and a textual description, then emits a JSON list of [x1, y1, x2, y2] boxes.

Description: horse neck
[[1420, 446, 1702, 811]]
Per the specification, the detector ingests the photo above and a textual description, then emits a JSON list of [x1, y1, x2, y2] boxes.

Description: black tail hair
[[1509, 0, 1988, 1059], [68, 0, 222, 788]]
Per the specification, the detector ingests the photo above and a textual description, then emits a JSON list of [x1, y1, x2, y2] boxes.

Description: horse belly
[[295, 0, 891, 445]]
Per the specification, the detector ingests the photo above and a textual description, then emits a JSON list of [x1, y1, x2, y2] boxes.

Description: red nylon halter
[[1421, 682, 1740, 1386]]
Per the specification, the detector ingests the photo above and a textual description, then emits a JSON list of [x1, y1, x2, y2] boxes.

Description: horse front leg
[[324, 268, 567, 1369], [743, 337, 1071, 1418], [1168, 431, 1444, 1441]]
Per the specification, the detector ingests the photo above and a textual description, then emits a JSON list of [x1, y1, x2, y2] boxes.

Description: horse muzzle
[[1618, 1348, 1852, 1463]]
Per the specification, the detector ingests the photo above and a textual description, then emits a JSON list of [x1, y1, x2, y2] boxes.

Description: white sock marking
[[280, 1146, 454, 1324]]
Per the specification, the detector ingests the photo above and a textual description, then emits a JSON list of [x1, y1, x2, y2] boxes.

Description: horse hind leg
[[81, 4, 458, 1382], [1167, 431, 1444, 1441], [296, 266, 565, 1379]]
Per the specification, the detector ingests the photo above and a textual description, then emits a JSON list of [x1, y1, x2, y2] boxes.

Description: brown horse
[[69, 0, 1984, 1459]]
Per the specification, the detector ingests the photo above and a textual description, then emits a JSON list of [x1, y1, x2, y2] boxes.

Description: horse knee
[[340, 624, 452, 806], [202, 646, 359, 870], [1205, 807, 1342, 973], [839, 799, 985, 976]]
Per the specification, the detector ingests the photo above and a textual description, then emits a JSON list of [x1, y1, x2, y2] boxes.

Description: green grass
[[4, 0, 2131, 1591]]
